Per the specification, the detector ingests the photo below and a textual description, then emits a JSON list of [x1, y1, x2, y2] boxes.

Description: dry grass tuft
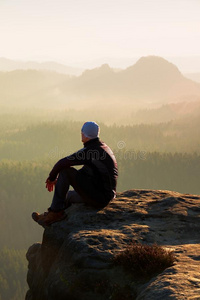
[[113, 242, 175, 280]]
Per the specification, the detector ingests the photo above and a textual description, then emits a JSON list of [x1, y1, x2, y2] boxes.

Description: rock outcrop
[[26, 190, 200, 300]]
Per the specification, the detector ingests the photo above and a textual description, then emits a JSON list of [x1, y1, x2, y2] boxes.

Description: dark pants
[[50, 167, 107, 211]]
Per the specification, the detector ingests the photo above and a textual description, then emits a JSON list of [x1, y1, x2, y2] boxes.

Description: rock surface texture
[[26, 190, 200, 300]]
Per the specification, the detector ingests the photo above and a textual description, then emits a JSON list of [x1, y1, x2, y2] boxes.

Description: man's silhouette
[[32, 121, 118, 226]]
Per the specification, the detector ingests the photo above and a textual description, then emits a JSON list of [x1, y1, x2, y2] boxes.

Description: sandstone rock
[[26, 190, 200, 300]]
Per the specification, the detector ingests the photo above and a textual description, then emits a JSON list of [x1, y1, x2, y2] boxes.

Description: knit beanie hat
[[81, 121, 100, 139]]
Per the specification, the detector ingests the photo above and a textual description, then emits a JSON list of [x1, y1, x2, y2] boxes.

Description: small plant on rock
[[113, 242, 175, 280]]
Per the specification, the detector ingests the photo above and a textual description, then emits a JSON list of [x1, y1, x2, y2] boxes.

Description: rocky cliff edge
[[26, 189, 200, 300]]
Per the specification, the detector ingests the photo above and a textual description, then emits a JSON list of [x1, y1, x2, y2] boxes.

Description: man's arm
[[47, 148, 87, 182]]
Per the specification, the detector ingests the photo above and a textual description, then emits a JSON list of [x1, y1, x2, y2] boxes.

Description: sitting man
[[32, 121, 118, 227]]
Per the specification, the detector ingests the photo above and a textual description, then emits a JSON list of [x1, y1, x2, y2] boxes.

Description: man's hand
[[45, 178, 57, 192]]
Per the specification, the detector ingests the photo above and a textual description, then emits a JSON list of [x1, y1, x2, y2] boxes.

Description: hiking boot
[[32, 210, 66, 227], [32, 211, 48, 224]]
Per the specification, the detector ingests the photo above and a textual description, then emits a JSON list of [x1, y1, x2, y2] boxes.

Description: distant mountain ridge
[[61, 56, 200, 102], [0, 57, 83, 76], [0, 56, 200, 109]]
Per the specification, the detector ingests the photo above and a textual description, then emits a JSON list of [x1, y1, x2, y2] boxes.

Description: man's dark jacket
[[48, 138, 118, 202]]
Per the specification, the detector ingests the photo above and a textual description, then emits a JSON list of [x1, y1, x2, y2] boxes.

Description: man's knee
[[57, 168, 79, 190]]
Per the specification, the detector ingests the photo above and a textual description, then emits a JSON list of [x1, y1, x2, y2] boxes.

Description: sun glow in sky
[[0, 0, 200, 67]]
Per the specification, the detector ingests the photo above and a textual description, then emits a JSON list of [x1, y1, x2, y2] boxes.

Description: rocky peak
[[123, 56, 183, 86], [129, 56, 181, 75], [81, 63, 113, 79], [26, 189, 200, 300]]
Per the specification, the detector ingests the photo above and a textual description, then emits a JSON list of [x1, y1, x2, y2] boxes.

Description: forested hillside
[[0, 112, 200, 162], [0, 248, 27, 300]]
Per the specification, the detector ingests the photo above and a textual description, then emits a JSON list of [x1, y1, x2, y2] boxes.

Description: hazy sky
[[0, 0, 200, 67]]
